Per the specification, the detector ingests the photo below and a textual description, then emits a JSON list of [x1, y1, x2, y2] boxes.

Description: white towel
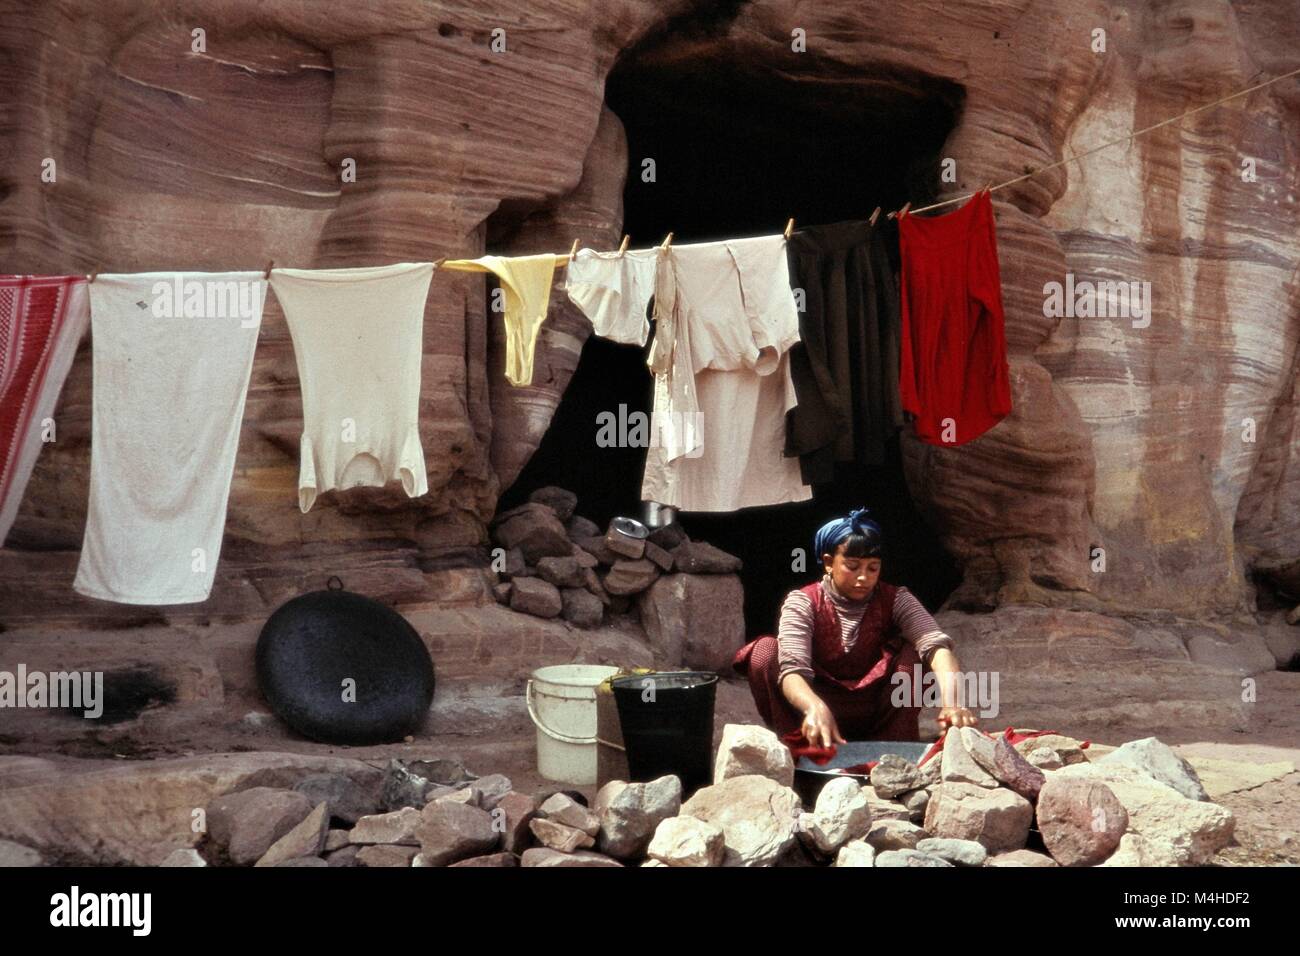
[[73, 272, 266, 605], [269, 262, 432, 512]]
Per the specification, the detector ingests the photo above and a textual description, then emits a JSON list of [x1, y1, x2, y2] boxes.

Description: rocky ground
[[0, 664, 1294, 866]]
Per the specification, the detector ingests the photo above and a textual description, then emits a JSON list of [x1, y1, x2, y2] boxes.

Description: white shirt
[[641, 234, 811, 511], [270, 262, 432, 512]]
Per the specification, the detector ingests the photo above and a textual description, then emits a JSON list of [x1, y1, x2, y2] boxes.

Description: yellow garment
[[441, 254, 558, 386]]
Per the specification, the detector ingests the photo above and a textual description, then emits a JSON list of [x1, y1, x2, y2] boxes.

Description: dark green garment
[[785, 219, 904, 484]]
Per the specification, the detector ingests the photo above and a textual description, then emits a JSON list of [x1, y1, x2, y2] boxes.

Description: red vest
[[804, 580, 904, 692]]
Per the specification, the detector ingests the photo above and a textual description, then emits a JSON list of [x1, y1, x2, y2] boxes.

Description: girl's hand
[[937, 706, 978, 731], [802, 700, 847, 749]]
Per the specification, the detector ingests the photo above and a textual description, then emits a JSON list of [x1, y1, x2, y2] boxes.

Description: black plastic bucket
[[611, 671, 718, 794]]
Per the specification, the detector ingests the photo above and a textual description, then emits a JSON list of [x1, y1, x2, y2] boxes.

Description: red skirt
[[733, 635, 923, 741]]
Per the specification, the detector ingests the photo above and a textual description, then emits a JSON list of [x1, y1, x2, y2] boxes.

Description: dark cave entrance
[[502, 47, 965, 636]]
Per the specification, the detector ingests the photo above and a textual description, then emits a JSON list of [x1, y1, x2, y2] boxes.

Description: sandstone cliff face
[[0, 0, 1296, 624]]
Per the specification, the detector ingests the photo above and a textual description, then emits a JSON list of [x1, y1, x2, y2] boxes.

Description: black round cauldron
[[255, 579, 435, 745]]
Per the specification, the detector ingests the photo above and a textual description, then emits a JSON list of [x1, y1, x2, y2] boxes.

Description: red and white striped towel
[[0, 275, 89, 545]]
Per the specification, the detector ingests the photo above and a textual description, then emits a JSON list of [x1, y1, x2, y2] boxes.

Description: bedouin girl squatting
[[733, 508, 978, 747]]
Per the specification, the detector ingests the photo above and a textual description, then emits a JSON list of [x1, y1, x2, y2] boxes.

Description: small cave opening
[[52, 665, 177, 724], [502, 46, 965, 636]]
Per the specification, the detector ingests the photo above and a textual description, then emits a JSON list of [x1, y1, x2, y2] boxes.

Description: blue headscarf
[[813, 507, 884, 561]]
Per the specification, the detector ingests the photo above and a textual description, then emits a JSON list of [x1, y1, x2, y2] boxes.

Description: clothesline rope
[[892, 63, 1300, 218]]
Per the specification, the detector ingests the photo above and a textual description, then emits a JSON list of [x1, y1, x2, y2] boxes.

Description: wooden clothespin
[[87, 268, 98, 283], [660, 231, 674, 250], [618, 234, 630, 255], [888, 202, 911, 220], [783, 218, 795, 239], [264, 260, 274, 279], [869, 207, 881, 225], [434, 256, 447, 268], [568, 238, 580, 262]]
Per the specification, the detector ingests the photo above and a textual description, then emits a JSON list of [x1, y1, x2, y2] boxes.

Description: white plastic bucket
[[527, 664, 620, 784]]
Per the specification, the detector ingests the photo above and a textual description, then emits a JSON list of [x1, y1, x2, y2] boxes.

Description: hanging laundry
[[73, 271, 267, 604], [563, 247, 658, 346], [270, 262, 432, 513], [641, 234, 812, 512], [897, 190, 1012, 446], [644, 245, 701, 467], [0, 275, 89, 546], [441, 254, 558, 386], [785, 219, 904, 484]]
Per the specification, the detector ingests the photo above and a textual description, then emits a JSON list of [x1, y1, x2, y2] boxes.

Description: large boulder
[[680, 774, 801, 867], [530, 818, 595, 852], [348, 807, 423, 845], [1096, 737, 1210, 801], [537, 792, 600, 836], [596, 775, 682, 860], [713, 724, 795, 787], [467, 774, 513, 812], [923, 782, 1033, 853], [800, 777, 873, 855], [415, 801, 498, 866], [535, 555, 586, 588], [1035, 777, 1127, 866], [870, 754, 924, 798], [940, 727, 999, 788], [493, 504, 574, 564], [915, 837, 987, 866], [206, 788, 315, 866], [602, 559, 660, 595], [1095, 833, 1184, 867], [863, 818, 925, 852], [990, 737, 1047, 802], [637, 573, 746, 672], [1050, 763, 1234, 865], [647, 816, 725, 867], [561, 587, 604, 628], [862, 788, 913, 822], [834, 840, 877, 867], [509, 576, 563, 618]]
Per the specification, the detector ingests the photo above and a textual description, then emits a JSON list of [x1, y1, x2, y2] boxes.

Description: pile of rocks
[[178, 756, 684, 867], [489, 485, 742, 630], [649, 723, 1236, 867], [176, 726, 1235, 868]]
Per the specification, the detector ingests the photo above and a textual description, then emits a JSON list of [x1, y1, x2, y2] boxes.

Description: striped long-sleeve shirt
[[777, 577, 955, 684]]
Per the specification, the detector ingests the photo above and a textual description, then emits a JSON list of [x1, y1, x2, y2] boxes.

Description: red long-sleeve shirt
[[897, 190, 1012, 445]]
